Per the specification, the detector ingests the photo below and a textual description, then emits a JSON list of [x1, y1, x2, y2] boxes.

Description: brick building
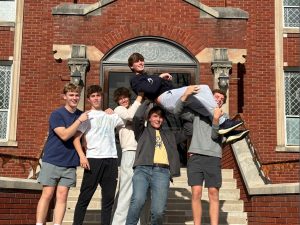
[[0, 0, 299, 224]]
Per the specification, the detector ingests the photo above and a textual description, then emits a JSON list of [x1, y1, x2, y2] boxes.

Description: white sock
[[36, 223, 43, 225], [54, 224, 60, 225]]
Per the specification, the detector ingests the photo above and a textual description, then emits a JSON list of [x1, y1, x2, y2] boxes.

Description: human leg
[[112, 151, 136, 225], [126, 166, 151, 225], [53, 186, 69, 224], [202, 156, 222, 225], [36, 186, 56, 223], [191, 185, 203, 225], [37, 162, 75, 224], [187, 155, 205, 225], [208, 187, 219, 225], [73, 159, 103, 225], [99, 158, 118, 225], [150, 167, 170, 225]]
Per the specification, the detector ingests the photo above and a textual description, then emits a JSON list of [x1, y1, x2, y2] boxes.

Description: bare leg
[[36, 186, 56, 223], [208, 187, 219, 225], [191, 185, 203, 225], [53, 186, 70, 224]]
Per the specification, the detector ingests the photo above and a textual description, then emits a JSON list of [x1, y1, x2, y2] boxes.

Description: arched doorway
[[100, 37, 199, 165]]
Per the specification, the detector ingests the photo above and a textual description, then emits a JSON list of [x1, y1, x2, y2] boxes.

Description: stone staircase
[[47, 167, 247, 225]]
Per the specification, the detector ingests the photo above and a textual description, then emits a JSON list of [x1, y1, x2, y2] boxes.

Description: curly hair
[[113, 87, 131, 104]]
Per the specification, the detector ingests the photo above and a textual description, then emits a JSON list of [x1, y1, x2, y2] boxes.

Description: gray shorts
[[187, 154, 222, 188], [38, 162, 76, 187]]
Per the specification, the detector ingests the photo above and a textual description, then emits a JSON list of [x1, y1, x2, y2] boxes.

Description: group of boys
[[36, 52, 249, 225]]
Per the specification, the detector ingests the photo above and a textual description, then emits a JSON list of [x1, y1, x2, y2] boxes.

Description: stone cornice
[[183, 0, 249, 19], [52, 0, 116, 16]]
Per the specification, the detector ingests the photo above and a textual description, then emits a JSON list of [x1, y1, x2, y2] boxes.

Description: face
[[87, 92, 102, 110], [131, 59, 145, 74], [63, 91, 80, 110], [117, 95, 130, 108], [148, 113, 164, 129], [214, 92, 225, 108]]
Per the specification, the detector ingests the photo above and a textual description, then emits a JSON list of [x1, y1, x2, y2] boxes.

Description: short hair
[[62, 82, 81, 94], [147, 105, 166, 120], [86, 85, 102, 98], [113, 87, 131, 104], [212, 89, 227, 104], [128, 52, 144, 71]]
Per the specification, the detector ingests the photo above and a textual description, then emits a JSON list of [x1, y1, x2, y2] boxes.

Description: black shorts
[[187, 154, 222, 188]]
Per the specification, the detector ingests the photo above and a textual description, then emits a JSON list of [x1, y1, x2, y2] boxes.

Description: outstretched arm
[[53, 111, 89, 141]]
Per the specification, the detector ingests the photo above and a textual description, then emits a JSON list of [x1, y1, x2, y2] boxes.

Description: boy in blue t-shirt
[[36, 83, 89, 225]]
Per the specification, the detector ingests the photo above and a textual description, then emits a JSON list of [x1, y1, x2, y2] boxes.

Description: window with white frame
[[0, 63, 12, 142], [283, 0, 300, 27], [0, 0, 16, 22], [284, 71, 300, 145]]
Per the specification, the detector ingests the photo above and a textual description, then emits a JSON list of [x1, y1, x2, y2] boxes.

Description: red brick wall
[[0, 189, 41, 225], [0, 27, 14, 60], [283, 34, 300, 66]]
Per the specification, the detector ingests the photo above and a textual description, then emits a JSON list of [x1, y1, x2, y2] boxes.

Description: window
[[0, 63, 12, 142], [284, 71, 300, 145], [0, 0, 16, 22], [283, 0, 300, 27]]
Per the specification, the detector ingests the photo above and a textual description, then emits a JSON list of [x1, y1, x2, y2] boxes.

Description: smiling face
[[148, 113, 164, 129], [214, 92, 225, 108], [131, 59, 145, 74], [117, 95, 130, 108], [87, 92, 102, 110], [64, 91, 80, 112]]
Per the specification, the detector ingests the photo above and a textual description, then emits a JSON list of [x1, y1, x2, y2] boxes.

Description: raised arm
[[114, 95, 143, 121], [132, 100, 150, 141]]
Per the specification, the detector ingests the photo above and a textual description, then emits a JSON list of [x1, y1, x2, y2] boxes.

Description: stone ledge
[[52, 0, 115, 16], [0, 177, 42, 190], [249, 183, 300, 195], [183, 0, 248, 19]]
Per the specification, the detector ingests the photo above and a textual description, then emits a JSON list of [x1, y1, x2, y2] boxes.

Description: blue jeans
[[125, 166, 170, 225]]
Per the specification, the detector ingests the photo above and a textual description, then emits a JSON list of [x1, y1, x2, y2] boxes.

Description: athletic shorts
[[38, 162, 76, 187], [187, 154, 222, 188]]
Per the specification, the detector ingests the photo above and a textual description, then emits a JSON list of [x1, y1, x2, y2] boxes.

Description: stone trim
[[0, 22, 15, 27], [231, 139, 299, 195], [0, 177, 42, 190], [183, 0, 249, 19], [52, 0, 116, 16]]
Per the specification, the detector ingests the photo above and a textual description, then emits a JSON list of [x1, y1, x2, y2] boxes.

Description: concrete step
[[68, 179, 238, 198], [66, 188, 240, 209], [50, 209, 247, 224], [76, 168, 234, 180]]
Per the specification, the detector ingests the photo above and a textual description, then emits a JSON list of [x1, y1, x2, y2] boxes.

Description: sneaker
[[226, 130, 249, 143], [218, 119, 243, 134]]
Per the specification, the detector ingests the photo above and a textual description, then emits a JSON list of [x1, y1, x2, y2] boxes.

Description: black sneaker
[[218, 119, 243, 134], [226, 130, 249, 143]]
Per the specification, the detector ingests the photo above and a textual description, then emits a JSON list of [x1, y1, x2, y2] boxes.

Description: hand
[[213, 107, 224, 121], [78, 111, 89, 123], [159, 73, 172, 81], [105, 108, 114, 114], [185, 85, 200, 95], [80, 156, 90, 170], [181, 85, 200, 101]]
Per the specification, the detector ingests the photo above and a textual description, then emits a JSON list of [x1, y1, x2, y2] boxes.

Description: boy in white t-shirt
[[72, 85, 124, 225]]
